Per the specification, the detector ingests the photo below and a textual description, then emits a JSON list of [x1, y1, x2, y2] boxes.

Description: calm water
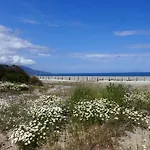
[[40, 72, 150, 76]]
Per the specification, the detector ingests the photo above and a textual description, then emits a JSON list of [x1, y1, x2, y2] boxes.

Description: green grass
[[69, 83, 131, 105], [69, 83, 100, 102], [68, 83, 150, 129], [101, 83, 132, 106]]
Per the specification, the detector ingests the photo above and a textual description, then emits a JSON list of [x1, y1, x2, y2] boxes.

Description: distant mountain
[[20, 66, 52, 76]]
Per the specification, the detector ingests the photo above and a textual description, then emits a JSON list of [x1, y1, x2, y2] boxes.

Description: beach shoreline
[[38, 76, 150, 85], [41, 78, 150, 86]]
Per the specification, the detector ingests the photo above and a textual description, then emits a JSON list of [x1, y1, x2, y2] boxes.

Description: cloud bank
[[0, 55, 35, 65], [0, 24, 49, 65]]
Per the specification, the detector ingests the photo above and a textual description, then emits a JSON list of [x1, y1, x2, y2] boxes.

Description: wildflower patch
[[0, 82, 29, 92]]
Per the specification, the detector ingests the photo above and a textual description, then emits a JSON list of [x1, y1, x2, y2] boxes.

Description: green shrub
[[70, 84, 99, 103], [124, 90, 150, 111], [1, 73, 30, 83], [11, 95, 67, 150], [0, 82, 29, 92], [29, 76, 43, 86], [67, 84, 99, 116], [101, 83, 131, 106], [69, 83, 131, 108], [0, 64, 30, 83], [0, 64, 44, 86]]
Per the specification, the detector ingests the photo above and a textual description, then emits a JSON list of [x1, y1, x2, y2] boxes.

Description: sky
[[0, 0, 150, 73]]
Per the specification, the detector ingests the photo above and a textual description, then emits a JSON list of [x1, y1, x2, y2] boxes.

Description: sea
[[40, 72, 150, 76]]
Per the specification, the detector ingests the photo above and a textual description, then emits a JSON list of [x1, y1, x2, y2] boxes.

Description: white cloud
[[129, 44, 150, 49], [19, 18, 39, 24], [0, 24, 50, 65], [69, 53, 150, 60], [0, 25, 12, 32], [113, 30, 150, 36], [0, 55, 35, 65], [113, 31, 137, 36], [0, 24, 48, 55]]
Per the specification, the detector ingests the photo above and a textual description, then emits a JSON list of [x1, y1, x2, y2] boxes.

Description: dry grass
[[42, 125, 119, 150]]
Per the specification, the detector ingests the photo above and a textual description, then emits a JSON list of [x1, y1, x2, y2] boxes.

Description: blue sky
[[0, 0, 150, 73]]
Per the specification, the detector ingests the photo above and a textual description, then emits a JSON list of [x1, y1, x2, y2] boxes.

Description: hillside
[[0, 64, 30, 83], [20, 66, 52, 76]]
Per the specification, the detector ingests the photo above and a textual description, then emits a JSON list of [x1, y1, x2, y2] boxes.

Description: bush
[[11, 95, 67, 150], [70, 84, 99, 103], [101, 83, 132, 106], [0, 65, 30, 83], [0, 82, 29, 92], [68, 83, 149, 127], [0, 64, 44, 87], [124, 91, 150, 111], [69, 83, 131, 105], [29, 76, 43, 86], [71, 98, 148, 128], [1, 73, 30, 83]]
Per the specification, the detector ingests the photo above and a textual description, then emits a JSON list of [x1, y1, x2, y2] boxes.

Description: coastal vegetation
[[0, 64, 30, 83], [0, 79, 150, 150], [0, 64, 43, 86]]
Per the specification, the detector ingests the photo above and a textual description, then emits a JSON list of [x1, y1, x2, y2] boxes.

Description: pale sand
[[98, 80, 150, 85], [42, 79, 77, 83], [43, 79, 150, 85]]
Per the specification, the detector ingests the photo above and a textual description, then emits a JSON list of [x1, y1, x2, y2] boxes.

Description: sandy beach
[[38, 75, 150, 82], [42, 78, 150, 86]]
